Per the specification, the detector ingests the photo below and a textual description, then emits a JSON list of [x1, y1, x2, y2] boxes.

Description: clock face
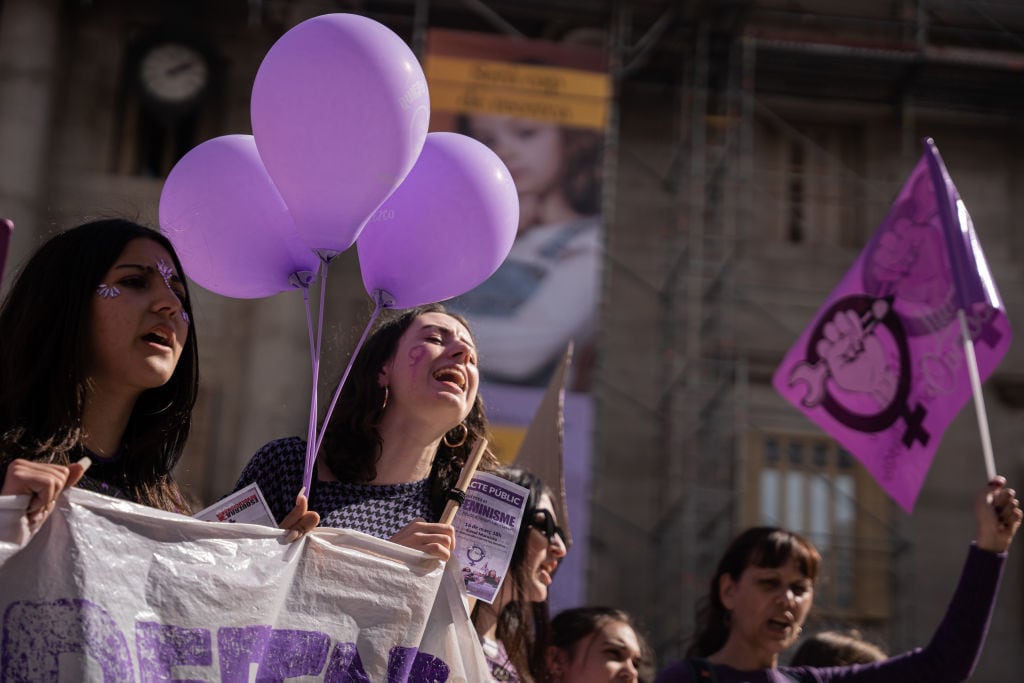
[[138, 42, 210, 105]]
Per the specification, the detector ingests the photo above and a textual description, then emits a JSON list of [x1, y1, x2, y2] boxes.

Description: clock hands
[[166, 60, 198, 78]]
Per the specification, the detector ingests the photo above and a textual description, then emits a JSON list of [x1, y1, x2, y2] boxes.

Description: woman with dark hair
[[471, 467, 568, 682], [655, 477, 1021, 682], [547, 606, 654, 683], [0, 219, 198, 527], [233, 303, 498, 557]]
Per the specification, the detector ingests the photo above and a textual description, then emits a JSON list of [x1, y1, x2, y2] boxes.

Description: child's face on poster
[[466, 114, 565, 197]]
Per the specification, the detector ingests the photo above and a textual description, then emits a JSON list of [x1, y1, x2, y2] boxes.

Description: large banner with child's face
[[425, 30, 610, 611]]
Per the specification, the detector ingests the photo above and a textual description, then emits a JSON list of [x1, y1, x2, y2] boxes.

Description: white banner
[[0, 488, 488, 682]]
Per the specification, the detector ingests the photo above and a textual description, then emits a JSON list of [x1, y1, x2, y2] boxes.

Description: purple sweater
[[656, 545, 1005, 683]]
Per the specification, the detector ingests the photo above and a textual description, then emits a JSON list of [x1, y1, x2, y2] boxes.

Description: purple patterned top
[[233, 437, 436, 539]]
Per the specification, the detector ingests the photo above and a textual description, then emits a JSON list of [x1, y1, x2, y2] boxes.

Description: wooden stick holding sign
[[440, 437, 489, 525], [442, 437, 488, 616]]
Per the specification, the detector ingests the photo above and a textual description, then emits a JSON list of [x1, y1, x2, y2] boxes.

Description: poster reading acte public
[[453, 472, 529, 604]]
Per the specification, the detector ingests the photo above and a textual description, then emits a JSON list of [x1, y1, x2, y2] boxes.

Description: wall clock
[[131, 35, 217, 116]]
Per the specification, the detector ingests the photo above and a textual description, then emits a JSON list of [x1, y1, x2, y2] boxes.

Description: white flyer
[[192, 482, 277, 527], [452, 472, 529, 604]]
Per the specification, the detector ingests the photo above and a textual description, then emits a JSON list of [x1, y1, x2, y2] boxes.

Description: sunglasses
[[525, 508, 567, 547]]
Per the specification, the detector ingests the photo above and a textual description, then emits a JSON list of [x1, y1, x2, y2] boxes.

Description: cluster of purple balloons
[[159, 13, 519, 308]]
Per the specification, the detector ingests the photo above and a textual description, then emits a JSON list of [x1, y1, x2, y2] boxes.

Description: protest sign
[[452, 472, 528, 604], [0, 488, 488, 681], [193, 482, 276, 526]]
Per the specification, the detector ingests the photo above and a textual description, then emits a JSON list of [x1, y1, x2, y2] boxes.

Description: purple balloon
[[357, 132, 519, 309], [159, 135, 320, 299], [251, 13, 430, 253]]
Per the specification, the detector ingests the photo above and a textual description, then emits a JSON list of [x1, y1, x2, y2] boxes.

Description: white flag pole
[[957, 309, 996, 481]]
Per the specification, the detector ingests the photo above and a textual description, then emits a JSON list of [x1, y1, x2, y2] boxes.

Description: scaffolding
[[649, 4, 754, 658]]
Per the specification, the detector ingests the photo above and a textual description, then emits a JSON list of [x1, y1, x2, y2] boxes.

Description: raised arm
[[974, 476, 1021, 553], [795, 477, 1020, 683]]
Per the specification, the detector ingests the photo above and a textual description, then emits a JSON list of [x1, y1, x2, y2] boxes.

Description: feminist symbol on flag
[[787, 294, 929, 448]]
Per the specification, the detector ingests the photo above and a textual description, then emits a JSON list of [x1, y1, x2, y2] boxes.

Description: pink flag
[[772, 139, 1011, 513]]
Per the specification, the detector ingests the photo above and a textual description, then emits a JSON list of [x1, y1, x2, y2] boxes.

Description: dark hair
[[687, 527, 821, 658], [790, 629, 887, 667], [0, 219, 198, 512], [551, 606, 656, 682], [320, 303, 497, 511], [473, 467, 557, 681]]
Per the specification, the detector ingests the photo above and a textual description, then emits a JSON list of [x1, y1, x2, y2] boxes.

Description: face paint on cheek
[[407, 345, 426, 367], [96, 284, 120, 299], [181, 310, 190, 325]]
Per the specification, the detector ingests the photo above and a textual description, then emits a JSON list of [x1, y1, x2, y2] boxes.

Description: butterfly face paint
[[97, 284, 121, 299], [157, 258, 190, 326], [156, 259, 175, 288], [96, 258, 189, 326]]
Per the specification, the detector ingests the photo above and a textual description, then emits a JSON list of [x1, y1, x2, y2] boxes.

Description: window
[[760, 119, 866, 246], [746, 431, 891, 621]]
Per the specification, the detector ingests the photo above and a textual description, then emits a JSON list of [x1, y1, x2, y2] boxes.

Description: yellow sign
[[426, 55, 609, 130]]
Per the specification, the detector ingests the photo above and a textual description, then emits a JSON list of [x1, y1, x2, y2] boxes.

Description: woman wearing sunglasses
[[472, 467, 568, 682]]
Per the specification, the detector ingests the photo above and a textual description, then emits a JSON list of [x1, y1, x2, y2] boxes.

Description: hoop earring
[[443, 423, 468, 448], [380, 386, 389, 412]]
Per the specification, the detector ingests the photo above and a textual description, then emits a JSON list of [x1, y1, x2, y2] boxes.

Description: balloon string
[[300, 277, 317, 497], [313, 301, 383, 457], [301, 260, 331, 497], [302, 269, 318, 374]]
